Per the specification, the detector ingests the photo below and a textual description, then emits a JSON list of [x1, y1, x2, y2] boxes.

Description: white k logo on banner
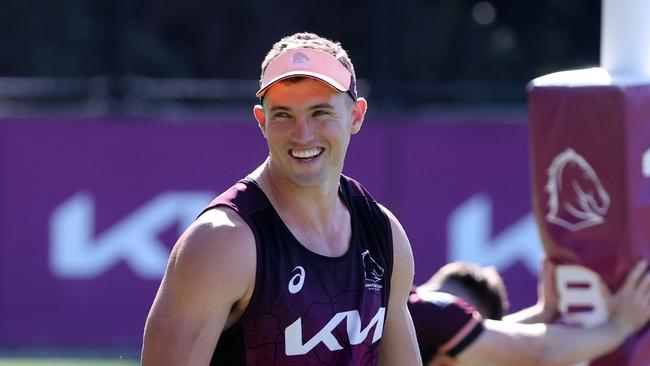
[[448, 194, 543, 274], [641, 149, 650, 178], [49, 191, 214, 279]]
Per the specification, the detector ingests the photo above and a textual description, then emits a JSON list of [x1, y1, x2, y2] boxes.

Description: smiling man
[[141, 33, 422, 366]]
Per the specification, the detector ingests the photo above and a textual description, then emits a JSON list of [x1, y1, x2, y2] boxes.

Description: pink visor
[[256, 48, 357, 99]]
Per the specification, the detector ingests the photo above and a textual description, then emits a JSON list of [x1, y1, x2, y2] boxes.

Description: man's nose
[[291, 116, 314, 143]]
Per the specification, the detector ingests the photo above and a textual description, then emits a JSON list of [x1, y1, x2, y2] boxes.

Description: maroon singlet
[[408, 290, 484, 362], [202, 175, 393, 365]]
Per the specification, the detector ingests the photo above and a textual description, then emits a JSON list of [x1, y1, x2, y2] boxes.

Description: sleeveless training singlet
[[408, 290, 484, 362], [202, 175, 393, 365]]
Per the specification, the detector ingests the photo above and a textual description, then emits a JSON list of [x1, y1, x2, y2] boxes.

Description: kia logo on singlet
[[284, 307, 385, 356]]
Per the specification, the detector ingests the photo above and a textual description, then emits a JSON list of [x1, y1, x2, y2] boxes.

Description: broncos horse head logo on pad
[[545, 148, 610, 232]]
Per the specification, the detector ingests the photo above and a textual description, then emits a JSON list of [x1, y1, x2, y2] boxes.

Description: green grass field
[[0, 358, 138, 366]]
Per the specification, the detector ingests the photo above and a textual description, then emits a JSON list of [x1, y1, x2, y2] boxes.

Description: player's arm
[[377, 205, 423, 366], [503, 257, 558, 324], [455, 260, 650, 366], [141, 208, 256, 366]]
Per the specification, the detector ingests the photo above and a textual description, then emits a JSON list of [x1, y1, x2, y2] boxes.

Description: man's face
[[254, 77, 366, 188]]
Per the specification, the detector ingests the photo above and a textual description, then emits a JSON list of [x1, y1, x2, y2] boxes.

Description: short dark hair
[[423, 262, 509, 320], [260, 32, 356, 88]]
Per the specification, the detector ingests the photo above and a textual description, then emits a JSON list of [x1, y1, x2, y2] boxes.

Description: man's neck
[[250, 161, 351, 256]]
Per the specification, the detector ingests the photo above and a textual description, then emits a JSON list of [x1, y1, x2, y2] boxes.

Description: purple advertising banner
[[0, 116, 539, 349]]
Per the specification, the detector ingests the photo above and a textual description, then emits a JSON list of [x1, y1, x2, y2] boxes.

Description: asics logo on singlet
[[288, 266, 305, 294], [284, 307, 386, 356]]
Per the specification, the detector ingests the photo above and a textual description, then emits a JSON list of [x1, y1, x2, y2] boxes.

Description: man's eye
[[274, 112, 291, 118], [313, 110, 331, 117]]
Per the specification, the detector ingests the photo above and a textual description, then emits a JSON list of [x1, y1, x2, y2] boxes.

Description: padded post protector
[[529, 77, 650, 365]]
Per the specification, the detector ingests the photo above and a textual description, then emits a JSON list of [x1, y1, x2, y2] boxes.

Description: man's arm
[[141, 208, 256, 366], [503, 258, 558, 324], [378, 205, 423, 366], [455, 260, 650, 366]]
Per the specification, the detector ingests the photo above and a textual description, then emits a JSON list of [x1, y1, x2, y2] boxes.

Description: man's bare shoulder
[[165, 206, 256, 299], [375, 203, 409, 248], [189, 206, 255, 251], [142, 206, 256, 364], [375, 202, 400, 227]]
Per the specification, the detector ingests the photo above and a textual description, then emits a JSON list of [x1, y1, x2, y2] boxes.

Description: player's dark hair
[[425, 262, 509, 320]]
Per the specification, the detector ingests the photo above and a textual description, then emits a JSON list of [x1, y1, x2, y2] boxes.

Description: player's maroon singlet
[[407, 290, 484, 362], [202, 175, 393, 365]]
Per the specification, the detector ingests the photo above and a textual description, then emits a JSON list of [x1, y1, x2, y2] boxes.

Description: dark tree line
[[0, 0, 600, 107]]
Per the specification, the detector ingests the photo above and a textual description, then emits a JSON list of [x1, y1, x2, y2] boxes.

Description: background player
[[410, 259, 650, 365], [420, 261, 509, 320]]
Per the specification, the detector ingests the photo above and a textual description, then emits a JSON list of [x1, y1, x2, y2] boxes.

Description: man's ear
[[350, 97, 368, 134], [253, 104, 267, 137]]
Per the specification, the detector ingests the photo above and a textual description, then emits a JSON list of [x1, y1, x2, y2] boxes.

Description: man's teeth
[[292, 148, 322, 158]]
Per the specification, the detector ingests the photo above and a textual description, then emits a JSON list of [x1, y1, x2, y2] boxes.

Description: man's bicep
[[378, 203, 414, 299], [141, 208, 256, 365], [378, 205, 422, 365]]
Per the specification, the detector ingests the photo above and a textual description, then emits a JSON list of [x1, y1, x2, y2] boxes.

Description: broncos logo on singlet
[[545, 148, 610, 231], [362, 250, 384, 283]]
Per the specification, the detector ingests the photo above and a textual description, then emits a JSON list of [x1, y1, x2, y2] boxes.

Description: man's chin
[[287, 172, 334, 189]]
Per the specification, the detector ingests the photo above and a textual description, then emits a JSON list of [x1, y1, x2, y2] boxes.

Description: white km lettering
[[289, 266, 305, 294], [284, 307, 385, 356]]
